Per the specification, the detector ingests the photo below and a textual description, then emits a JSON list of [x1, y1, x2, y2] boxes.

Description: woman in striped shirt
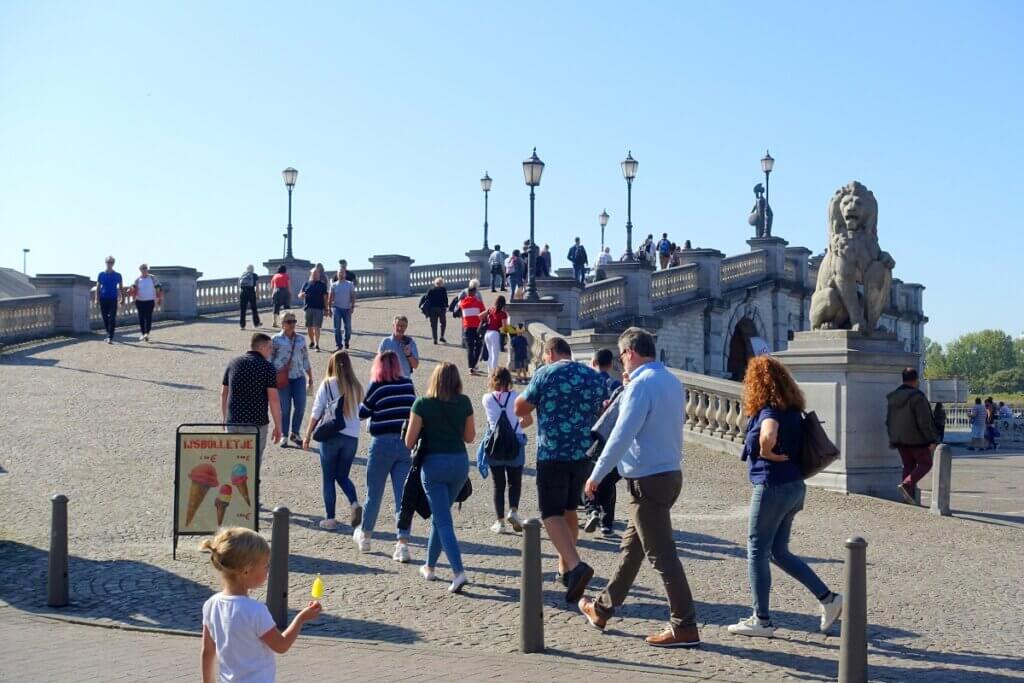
[[354, 350, 418, 563], [459, 280, 486, 376]]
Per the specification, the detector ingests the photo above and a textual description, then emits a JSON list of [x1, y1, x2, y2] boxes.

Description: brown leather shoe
[[578, 597, 607, 630], [646, 625, 701, 648]]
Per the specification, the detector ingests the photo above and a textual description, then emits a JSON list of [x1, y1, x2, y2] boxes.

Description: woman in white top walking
[[132, 263, 162, 341], [476, 368, 532, 533]]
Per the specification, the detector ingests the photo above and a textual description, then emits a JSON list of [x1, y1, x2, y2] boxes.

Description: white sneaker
[[392, 543, 411, 563], [419, 565, 436, 581], [490, 519, 506, 534], [139, 333, 146, 341], [506, 510, 523, 533], [144, 334, 150, 342], [318, 518, 337, 530], [727, 615, 776, 638], [352, 528, 371, 553], [449, 572, 468, 594], [820, 593, 843, 632], [106, 337, 113, 344]]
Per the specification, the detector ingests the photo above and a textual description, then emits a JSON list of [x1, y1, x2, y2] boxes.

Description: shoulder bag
[[801, 411, 839, 479], [275, 336, 297, 389], [312, 382, 347, 442]]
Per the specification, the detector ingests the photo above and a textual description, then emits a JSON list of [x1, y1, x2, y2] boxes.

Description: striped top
[[358, 377, 417, 436]]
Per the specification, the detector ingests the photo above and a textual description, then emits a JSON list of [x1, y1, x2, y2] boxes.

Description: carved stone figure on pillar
[[809, 181, 895, 335], [747, 183, 773, 238]]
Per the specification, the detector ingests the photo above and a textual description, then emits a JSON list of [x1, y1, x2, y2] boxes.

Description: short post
[[520, 518, 544, 653], [47, 494, 70, 607], [267, 506, 290, 629], [838, 536, 868, 683], [929, 444, 952, 516]]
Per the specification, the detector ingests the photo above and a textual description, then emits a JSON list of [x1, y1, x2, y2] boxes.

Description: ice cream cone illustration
[[214, 484, 232, 526], [231, 464, 250, 507], [186, 463, 219, 527]]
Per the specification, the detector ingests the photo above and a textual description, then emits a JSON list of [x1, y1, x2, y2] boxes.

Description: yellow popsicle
[[311, 574, 324, 600]]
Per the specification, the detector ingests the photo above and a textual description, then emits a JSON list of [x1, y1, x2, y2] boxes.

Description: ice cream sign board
[[174, 424, 260, 558]]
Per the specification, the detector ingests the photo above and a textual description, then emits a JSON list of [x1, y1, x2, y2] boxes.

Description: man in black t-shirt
[[221, 333, 282, 459]]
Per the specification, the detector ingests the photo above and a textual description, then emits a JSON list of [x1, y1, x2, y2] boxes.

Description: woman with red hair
[[727, 355, 843, 639], [354, 350, 418, 562]]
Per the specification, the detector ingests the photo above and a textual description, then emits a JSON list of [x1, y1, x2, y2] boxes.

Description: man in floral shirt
[[516, 337, 607, 604]]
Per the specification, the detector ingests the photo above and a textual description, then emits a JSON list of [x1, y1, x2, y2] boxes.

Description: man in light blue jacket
[[577, 327, 700, 649]]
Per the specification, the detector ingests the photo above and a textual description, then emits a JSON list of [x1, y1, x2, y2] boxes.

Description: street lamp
[[599, 209, 609, 251], [522, 148, 545, 301], [22, 248, 29, 274], [760, 150, 774, 209], [621, 151, 638, 257], [282, 167, 298, 259], [480, 172, 492, 249]]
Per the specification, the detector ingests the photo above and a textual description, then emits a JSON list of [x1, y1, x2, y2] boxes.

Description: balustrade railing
[[578, 277, 627, 323], [721, 250, 767, 287], [674, 370, 746, 444], [196, 277, 273, 314], [409, 262, 484, 293], [0, 295, 58, 343], [650, 264, 699, 307], [89, 288, 165, 328], [784, 259, 797, 282], [351, 270, 388, 297]]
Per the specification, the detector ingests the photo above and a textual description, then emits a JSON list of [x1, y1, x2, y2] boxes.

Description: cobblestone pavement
[[2, 296, 1023, 681], [919, 444, 1023, 529]]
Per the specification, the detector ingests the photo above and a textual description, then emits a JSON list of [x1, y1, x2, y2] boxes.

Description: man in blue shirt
[[578, 328, 700, 649], [377, 315, 420, 376], [516, 336, 607, 605], [95, 255, 124, 343]]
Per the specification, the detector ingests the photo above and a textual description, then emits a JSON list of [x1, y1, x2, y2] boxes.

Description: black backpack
[[484, 393, 519, 462]]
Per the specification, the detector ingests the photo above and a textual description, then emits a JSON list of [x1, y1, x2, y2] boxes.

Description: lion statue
[[809, 181, 895, 335]]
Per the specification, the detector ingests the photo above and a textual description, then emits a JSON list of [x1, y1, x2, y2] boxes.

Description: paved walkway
[[2, 296, 1023, 681]]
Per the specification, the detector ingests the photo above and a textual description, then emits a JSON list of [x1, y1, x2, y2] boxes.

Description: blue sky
[[1, 1, 1021, 344]]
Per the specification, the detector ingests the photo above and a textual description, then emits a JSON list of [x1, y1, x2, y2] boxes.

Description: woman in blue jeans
[[404, 362, 474, 594], [354, 351, 418, 562], [303, 350, 364, 531], [728, 355, 843, 638], [272, 313, 313, 447]]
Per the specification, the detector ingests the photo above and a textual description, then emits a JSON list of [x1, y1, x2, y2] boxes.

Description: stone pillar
[[535, 278, 582, 332], [465, 248, 492, 272], [505, 301, 564, 333], [747, 236, 789, 276], [784, 246, 812, 285], [149, 266, 202, 320], [599, 261, 655, 317], [30, 274, 94, 334], [676, 249, 724, 299], [369, 255, 414, 297], [263, 258, 312, 306], [775, 330, 919, 501]]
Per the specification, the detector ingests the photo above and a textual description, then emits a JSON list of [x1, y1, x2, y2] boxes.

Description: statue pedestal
[[775, 330, 918, 501]]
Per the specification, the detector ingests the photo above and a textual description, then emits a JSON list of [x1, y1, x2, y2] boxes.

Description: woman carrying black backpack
[[475, 368, 532, 534]]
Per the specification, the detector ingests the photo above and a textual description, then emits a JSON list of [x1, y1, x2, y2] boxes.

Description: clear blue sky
[[2, 1, 1021, 345]]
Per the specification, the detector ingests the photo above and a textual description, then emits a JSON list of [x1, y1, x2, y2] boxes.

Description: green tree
[[923, 337, 949, 378], [986, 368, 1024, 393], [944, 330, 1016, 390]]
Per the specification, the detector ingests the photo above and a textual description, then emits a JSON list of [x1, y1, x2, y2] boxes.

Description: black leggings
[[428, 306, 447, 342], [465, 327, 482, 369], [136, 300, 155, 335], [99, 298, 118, 338], [491, 465, 522, 518], [239, 287, 260, 327]]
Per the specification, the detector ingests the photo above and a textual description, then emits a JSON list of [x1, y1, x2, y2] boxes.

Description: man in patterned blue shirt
[[516, 336, 607, 604]]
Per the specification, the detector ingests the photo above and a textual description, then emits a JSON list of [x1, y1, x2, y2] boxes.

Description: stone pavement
[[918, 444, 1024, 529], [2, 296, 1023, 681]]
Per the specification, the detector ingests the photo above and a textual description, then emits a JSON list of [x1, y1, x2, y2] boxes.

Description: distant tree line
[[924, 330, 1024, 393]]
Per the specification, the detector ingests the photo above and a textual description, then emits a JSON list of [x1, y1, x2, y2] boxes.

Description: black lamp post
[[522, 148, 544, 301], [282, 167, 298, 259], [599, 209, 609, 251], [22, 248, 29, 275], [761, 150, 774, 210], [480, 172, 492, 249], [621, 151, 638, 257]]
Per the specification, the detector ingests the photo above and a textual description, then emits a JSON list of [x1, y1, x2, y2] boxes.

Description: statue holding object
[[747, 183, 773, 238]]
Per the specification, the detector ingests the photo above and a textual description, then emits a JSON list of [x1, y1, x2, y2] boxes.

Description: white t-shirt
[[597, 252, 611, 266], [202, 593, 276, 683], [311, 378, 361, 438], [482, 390, 520, 432], [135, 275, 159, 301]]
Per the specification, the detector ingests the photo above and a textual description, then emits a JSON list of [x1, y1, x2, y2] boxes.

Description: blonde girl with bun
[[200, 528, 321, 682]]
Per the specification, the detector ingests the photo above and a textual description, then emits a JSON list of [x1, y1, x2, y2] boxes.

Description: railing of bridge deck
[[721, 250, 767, 287], [350, 270, 388, 297], [675, 370, 747, 443], [89, 288, 166, 328], [578, 277, 627, 324], [409, 262, 484, 293], [196, 277, 273, 314], [0, 295, 58, 343], [650, 264, 699, 307]]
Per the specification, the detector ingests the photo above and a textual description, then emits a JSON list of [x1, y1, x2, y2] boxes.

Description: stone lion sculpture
[[809, 181, 895, 335]]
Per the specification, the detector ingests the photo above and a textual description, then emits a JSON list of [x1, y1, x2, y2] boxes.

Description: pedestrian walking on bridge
[[238, 265, 261, 329], [886, 367, 940, 503]]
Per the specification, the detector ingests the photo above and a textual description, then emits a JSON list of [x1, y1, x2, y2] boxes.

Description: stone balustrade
[[650, 264, 699, 308], [409, 261, 484, 293], [578, 277, 628, 324], [89, 288, 166, 328], [350, 269, 389, 297], [675, 370, 746, 454], [196, 277, 273, 314], [720, 250, 768, 287], [0, 294, 58, 344]]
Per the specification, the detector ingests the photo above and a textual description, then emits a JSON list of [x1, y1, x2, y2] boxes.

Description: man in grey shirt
[[329, 272, 356, 350], [378, 315, 420, 376]]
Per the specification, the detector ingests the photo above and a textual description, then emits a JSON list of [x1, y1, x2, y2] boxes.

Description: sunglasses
[[283, 319, 297, 325]]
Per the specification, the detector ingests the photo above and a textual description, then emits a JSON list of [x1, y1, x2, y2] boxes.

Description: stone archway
[[723, 304, 769, 381]]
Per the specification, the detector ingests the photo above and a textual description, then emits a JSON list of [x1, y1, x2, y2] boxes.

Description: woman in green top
[[405, 362, 475, 594]]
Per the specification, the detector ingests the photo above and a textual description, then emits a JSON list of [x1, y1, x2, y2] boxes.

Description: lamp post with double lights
[[599, 209, 609, 251], [621, 151, 638, 257], [282, 167, 298, 259], [522, 148, 545, 301], [480, 172, 492, 249]]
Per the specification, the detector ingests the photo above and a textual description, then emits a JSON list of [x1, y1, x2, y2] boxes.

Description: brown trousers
[[595, 470, 697, 630]]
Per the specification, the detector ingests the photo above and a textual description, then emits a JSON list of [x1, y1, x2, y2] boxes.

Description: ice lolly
[[311, 574, 324, 600]]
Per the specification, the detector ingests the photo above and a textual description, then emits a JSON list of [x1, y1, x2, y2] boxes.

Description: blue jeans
[[508, 274, 522, 298], [278, 376, 307, 437], [573, 265, 586, 285], [333, 307, 352, 347], [748, 480, 830, 620], [421, 452, 469, 574], [318, 433, 359, 519], [360, 435, 412, 540]]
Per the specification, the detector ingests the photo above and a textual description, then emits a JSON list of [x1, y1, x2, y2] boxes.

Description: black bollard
[[267, 506, 290, 629], [47, 494, 69, 607], [520, 518, 544, 653], [839, 536, 868, 683]]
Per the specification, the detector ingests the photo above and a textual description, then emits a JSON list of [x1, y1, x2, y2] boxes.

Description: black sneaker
[[600, 527, 615, 538], [555, 571, 568, 588], [309, 340, 315, 348], [564, 561, 594, 604], [583, 510, 601, 533], [440, 337, 447, 343]]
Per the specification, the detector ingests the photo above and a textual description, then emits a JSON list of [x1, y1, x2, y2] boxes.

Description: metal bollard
[[266, 506, 290, 629], [929, 445, 952, 516], [520, 518, 545, 653], [47, 494, 70, 608], [839, 536, 868, 683]]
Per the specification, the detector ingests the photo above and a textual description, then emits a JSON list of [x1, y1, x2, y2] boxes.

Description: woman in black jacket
[[423, 277, 449, 344]]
